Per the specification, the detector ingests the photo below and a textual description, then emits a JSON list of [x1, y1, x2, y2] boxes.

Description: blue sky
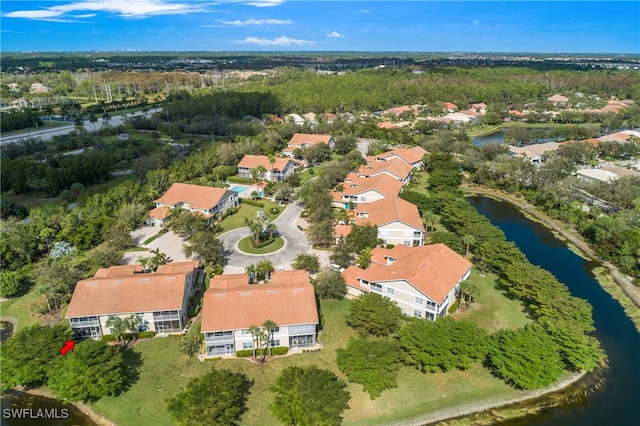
[[1, 1, 638, 53]]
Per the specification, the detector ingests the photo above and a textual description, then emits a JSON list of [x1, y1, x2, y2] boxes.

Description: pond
[[467, 196, 640, 425], [0, 391, 97, 426], [471, 128, 560, 146]]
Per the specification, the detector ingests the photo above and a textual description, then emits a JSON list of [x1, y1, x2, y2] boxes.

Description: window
[[270, 339, 280, 347], [426, 312, 435, 321], [243, 342, 253, 350], [404, 241, 411, 246], [370, 282, 382, 293], [386, 287, 395, 296], [242, 329, 252, 336], [426, 300, 437, 309], [415, 296, 424, 305], [360, 196, 366, 201], [273, 327, 280, 333], [413, 310, 423, 318], [413, 231, 422, 237]]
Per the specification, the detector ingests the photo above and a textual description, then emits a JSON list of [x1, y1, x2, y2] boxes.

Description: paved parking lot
[[123, 225, 191, 265]]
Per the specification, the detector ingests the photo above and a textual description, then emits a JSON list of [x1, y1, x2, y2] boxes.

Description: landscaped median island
[[237, 235, 285, 255]]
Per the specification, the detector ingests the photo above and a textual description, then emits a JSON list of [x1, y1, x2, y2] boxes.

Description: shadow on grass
[[119, 347, 144, 394]]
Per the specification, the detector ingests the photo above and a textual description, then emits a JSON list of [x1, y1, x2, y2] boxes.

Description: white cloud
[[243, 0, 284, 7], [472, 19, 480, 25], [326, 31, 344, 39], [216, 18, 291, 26], [360, 9, 370, 14], [4, 0, 209, 21], [237, 36, 314, 46], [73, 13, 97, 18]]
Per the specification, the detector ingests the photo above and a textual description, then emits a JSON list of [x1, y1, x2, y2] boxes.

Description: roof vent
[[240, 291, 252, 296], [87, 281, 99, 285], [164, 276, 177, 280]]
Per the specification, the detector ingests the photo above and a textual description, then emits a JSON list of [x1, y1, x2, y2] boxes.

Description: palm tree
[[266, 223, 277, 239], [422, 211, 439, 233], [462, 235, 476, 258], [89, 113, 98, 130], [256, 165, 268, 182], [458, 281, 479, 309], [102, 111, 111, 123], [245, 264, 257, 284], [262, 319, 278, 359], [248, 325, 260, 358], [106, 316, 127, 347], [256, 259, 274, 281], [250, 168, 260, 183], [245, 218, 264, 245]]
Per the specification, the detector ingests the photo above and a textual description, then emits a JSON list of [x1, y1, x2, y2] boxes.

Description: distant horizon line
[[3, 50, 639, 57]]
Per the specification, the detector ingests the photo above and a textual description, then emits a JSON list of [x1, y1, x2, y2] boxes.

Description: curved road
[[220, 203, 311, 272], [0, 108, 162, 145]]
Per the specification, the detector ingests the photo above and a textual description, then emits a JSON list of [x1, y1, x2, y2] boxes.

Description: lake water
[[467, 196, 640, 425], [471, 129, 560, 147], [0, 391, 96, 426]]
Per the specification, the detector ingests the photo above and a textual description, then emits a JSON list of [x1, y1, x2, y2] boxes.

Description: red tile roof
[[353, 197, 424, 231], [338, 173, 403, 199], [377, 146, 428, 165], [202, 270, 319, 332], [147, 205, 171, 219], [343, 244, 471, 303], [94, 264, 144, 278], [155, 183, 233, 211], [67, 262, 199, 318], [358, 157, 413, 180], [288, 133, 333, 146], [237, 155, 296, 171]]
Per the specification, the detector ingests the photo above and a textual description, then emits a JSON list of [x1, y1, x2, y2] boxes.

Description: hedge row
[[227, 176, 254, 184], [235, 346, 289, 357], [241, 199, 265, 207], [250, 237, 276, 249]]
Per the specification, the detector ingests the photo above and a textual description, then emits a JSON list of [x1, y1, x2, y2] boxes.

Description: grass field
[[1, 283, 44, 332], [453, 271, 531, 333], [237, 236, 285, 254], [87, 292, 528, 426], [217, 200, 282, 234]]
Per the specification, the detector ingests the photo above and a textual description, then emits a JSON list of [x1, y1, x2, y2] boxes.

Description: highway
[[0, 108, 162, 145]]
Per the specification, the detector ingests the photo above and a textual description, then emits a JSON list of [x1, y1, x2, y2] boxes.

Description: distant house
[[508, 142, 561, 164], [342, 244, 471, 320], [285, 113, 305, 126], [29, 83, 50, 94], [237, 155, 297, 182], [547, 94, 569, 106], [357, 157, 414, 183], [375, 146, 428, 169], [348, 197, 425, 246], [576, 165, 640, 183], [444, 102, 457, 112], [331, 173, 403, 209], [282, 133, 335, 157], [147, 183, 238, 226], [201, 270, 320, 357], [66, 261, 200, 340]]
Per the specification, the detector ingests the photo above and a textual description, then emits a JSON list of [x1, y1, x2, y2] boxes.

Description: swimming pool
[[231, 185, 249, 193]]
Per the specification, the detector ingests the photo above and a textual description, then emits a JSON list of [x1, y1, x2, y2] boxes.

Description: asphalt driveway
[[221, 203, 311, 272]]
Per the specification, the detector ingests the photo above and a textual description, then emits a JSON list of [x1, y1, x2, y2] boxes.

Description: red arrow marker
[[59, 340, 75, 356]]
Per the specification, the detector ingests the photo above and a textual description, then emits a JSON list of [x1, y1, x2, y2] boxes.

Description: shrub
[[249, 237, 276, 249], [448, 300, 459, 314], [227, 176, 254, 184], [204, 357, 222, 362], [235, 349, 254, 358], [137, 331, 156, 339], [300, 210, 309, 218], [101, 334, 117, 343], [241, 199, 264, 208], [270, 207, 280, 214], [271, 346, 289, 356], [385, 244, 395, 249]]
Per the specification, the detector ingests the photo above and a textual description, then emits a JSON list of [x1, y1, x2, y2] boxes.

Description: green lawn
[[298, 167, 319, 185], [217, 200, 282, 234], [453, 270, 531, 333], [88, 296, 529, 426], [1, 285, 44, 332], [237, 236, 285, 254]]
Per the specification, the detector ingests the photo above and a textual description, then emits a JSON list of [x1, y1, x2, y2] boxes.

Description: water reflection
[[0, 391, 96, 426], [467, 196, 640, 426]]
